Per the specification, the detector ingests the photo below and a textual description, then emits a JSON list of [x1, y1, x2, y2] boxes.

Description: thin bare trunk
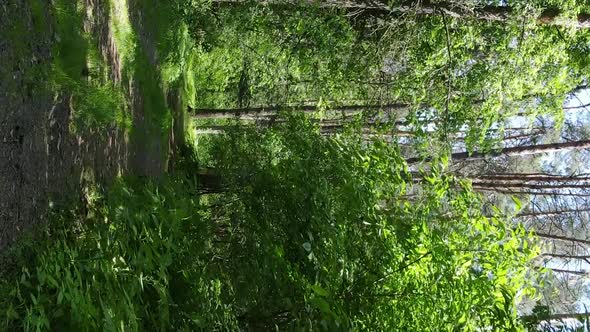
[[538, 267, 589, 276], [472, 182, 590, 190], [535, 232, 590, 246], [475, 188, 590, 197], [408, 139, 590, 163], [476, 172, 569, 179], [472, 174, 590, 184], [214, 0, 590, 29], [522, 311, 590, 321], [517, 208, 590, 218], [191, 103, 410, 119], [196, 129, 225, 135], [541, 252, 590, 260]]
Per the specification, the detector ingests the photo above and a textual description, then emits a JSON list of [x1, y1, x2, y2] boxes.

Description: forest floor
[[0, 0, 174, 248]]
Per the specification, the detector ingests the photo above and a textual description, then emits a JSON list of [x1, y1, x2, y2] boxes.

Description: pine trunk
[[213, 0, 590, 29], [191, 103, 410, 119], [535, 232, 590, 246], [407, 139, 590, 163]]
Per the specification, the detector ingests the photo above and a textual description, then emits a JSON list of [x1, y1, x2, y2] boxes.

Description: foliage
[[4, 0, 579, 330], [187, 1, 590, 156], [0, 175, 238, 331], [0, 115, 539, 330], [380, 14, 588, 153], [206, 114, 539, 330], [190, 3, 379, 109]]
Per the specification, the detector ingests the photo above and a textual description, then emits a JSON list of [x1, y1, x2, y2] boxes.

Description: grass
[[50, 0, 204, 160], [0, 172, 237, 331], [126, 0, 214, 160], [0, 0, 127, 131], [107, 0, 136, 72], [1, 0, 214, 321], [50, 0, 130, 130], [0, 1, 220, 329]]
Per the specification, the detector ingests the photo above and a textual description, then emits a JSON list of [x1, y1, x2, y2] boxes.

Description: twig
[[440, 9, 453, 140], [564, 102, 590, 110]]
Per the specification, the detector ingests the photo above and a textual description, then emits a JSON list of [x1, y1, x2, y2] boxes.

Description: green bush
[[0, 116, 538, 331]]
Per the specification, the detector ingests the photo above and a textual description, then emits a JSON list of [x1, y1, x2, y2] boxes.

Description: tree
[[190, 102, 410, 119], [408, 139, 590, 163], [214, 0, 590, 28], [203, 114, 538, 330], [5, 0, 590, 330]]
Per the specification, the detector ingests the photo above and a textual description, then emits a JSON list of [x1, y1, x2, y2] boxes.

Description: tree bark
[[541, 253, 590, 260], [517, 208, 590, 218], [472, 182, 590, 190], [475, 188, 590, 197], [540, 267, 589, 276], [191, 103, 410, 119], [535, 232, 590, 246], [522, 311, 590, 321], [472, 174, 590, 183], [214, 0, 590, 29], [195, 128, 226, 135], [408, 139, 590, 163], [475, 172, 574, 179]]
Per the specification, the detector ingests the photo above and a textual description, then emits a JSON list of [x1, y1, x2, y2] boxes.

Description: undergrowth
[[0, 167, 238, 331], [0, 117, 539, 331], [51, 0, 130, 130]]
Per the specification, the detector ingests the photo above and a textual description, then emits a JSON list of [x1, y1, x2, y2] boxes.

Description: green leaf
[[311, 285, 329, 297], [416, 246, 428, 255], [311, 296, 333, 316], [511, 196, 522, 212]]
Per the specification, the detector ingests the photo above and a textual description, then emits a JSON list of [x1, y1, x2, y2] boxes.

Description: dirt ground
[[0, 0, 168, 248]]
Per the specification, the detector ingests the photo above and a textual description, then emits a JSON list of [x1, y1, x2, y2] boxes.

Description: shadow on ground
[[0, 0, 173, 248]]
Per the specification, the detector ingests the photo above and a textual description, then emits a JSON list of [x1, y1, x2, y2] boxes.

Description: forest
[[2, 0, 590, 330]]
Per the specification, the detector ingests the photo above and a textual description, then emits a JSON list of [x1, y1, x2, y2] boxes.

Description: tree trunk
[[195, 128, 226, 135], [517, 208, 590, 218], [535, 232, 590, 246], [408, 139, 590, 163], [475, 188, 590, 197], [167, 88, 188, 171], [214, 0, 590, 29], [472, 174, 590, 183], [475, 172, 574, 179], [538, 267, 589, 276], [197, 168, 226, 194], [522, 311, 590, 321], [472, 173, 590, 183], [191, 102, 410, 119], [541, 252, 590, 260], [472, 182, 590, 190]]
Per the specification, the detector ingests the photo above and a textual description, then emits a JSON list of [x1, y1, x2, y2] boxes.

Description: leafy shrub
[[1, 116, 538, 331]]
